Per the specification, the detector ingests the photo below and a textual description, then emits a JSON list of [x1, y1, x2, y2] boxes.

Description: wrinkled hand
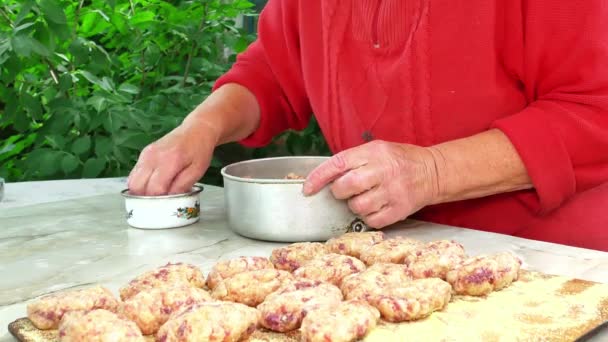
[[127, 121, 219, 196], [303, 140, 440, 229]]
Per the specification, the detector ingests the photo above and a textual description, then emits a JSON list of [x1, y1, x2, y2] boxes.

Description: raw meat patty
[[119, 263, 205, 300], [293, 253, 366, 286], [58, 309, 144, 342], [340, 263, 412, 300], [325, 231, 385, 258], [211, 269, 294, 306], [121, 285, 213, 335], [284, 173, 305, 180], [359, 237, 423, 266], [446, 252, 522, 296], [27, 286, 119, 330], [257, 279, 343, 332], [206, 256, 274, 290], [156, 301, 260, 342], [300, 300, 380, 342], [270, 242, 329, 272], [409, 240, 467, 279], [366, 278, 452, 322]]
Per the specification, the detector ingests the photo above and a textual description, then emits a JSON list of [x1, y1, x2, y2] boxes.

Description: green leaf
[[20, 92, 43, 120], [27, 148, 62, 177], [0, 134, 36, 163], [14, 0, 35, 26], [45, 135, 66, 149], [71, 136, 91, 155], [100, 77, 115, 92], [79, 70, 101, 86], [68, 39, 89, 65], [33, 21, 56, 54], [110, 13, 127, 34], [94, 136, 113, 157], [87, 95, 107, 112], [127, 110, 152, 131], [13, 111, 31, 132], [118, 132, 151, 150], [58, 73, 73, 92], [130, 11, 156, 26], [118, 83, 140, 95], [47, 21, 71, 41], [11, 34, 51, 57], [14, 22, 37, 33], [113, 145, 132, 165], [102, 111, 123, 133], [61, 154, 80, 174], [39, 0, 67, 24], [83, 157, 106, 177], [0, 39, 11, 65]]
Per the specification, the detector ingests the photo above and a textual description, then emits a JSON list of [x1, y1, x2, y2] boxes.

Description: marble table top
[[1, 178, 607, 341]]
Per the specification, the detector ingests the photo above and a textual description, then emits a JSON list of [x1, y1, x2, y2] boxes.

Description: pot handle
[[348, 218, 369, 233]]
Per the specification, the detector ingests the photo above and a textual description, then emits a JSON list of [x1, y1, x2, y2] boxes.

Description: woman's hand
[[303, 140, 441, 229], [127, 120, 219, 196]]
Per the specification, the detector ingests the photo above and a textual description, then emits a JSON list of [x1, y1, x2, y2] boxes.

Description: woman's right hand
[[126, 120, 219, 196]]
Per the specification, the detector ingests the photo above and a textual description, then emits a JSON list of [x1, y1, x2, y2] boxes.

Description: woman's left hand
[[302, 140, 441, 229]]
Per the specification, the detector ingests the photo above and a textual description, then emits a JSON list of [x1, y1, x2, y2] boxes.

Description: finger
[[330, 166, 382, 200], [347, 187, 388, 217], [127, 145, 156, 193], [144, 162, 186, 196], [168, 162, 207, 195], [127, 164, 154, 195], [303, 148, 370, 196], [363, 205, 404, 229]]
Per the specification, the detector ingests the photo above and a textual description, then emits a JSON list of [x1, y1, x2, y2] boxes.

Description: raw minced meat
[[58, 309, 144, 342], [325, 231, 385, 258], [293, 253, 366, 286], [119, 263, 205, 301], [211, 269, 294, 306], [359, 237, 424, 266], [270, 242, 329, 272], [206, 256, 274, 290], [366, 278, 452, 322], [340, 263, 412, 300], [408, 240, 467, 279], [27, 286, 119, 330], [121, 285, 213, 335], [300, 300, 380, 342], [156, 301, 260, 342], [446, 252, 521, 296], [257, 279, 343, 332]]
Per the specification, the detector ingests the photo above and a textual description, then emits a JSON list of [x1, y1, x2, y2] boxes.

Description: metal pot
[[221, 156, 367, 242]]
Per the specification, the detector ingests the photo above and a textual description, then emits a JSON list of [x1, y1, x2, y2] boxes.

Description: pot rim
[[220, 156, 330, 184], [120, 183, 204, 199]]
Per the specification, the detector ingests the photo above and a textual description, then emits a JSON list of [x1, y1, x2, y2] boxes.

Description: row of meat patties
[[26, 231, 522, 342]]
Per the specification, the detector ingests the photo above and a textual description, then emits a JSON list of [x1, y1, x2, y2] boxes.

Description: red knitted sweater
[[214, 0, 608, 235]]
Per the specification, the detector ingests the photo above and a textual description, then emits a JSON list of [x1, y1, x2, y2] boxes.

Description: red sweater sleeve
[[491, 0, 608, 214], [212, 0, 311, 148]]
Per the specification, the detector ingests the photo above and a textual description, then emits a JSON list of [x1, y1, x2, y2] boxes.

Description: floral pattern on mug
[[174, 201, 200, 219]]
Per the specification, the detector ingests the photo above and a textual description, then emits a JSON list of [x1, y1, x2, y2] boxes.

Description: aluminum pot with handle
[[221, 156, 368, 242]]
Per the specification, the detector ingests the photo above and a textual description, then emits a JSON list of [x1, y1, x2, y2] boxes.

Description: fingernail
[[302, 182, 312, 195]]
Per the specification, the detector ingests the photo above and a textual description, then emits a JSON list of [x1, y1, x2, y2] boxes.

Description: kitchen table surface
[[1, 177, 607, 341]]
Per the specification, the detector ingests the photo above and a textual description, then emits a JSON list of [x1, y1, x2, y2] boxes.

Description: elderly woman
[[128, 1, 608, 251]]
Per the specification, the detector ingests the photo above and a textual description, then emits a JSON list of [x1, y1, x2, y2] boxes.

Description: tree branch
[[0, 8, 13, 28], [182, 3, 208, 88]]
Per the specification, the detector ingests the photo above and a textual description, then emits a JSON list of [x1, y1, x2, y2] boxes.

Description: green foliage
[[0, 0, 329, 185]]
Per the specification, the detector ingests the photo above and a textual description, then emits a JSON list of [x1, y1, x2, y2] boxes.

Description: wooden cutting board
[[8, 270, 608, 342]]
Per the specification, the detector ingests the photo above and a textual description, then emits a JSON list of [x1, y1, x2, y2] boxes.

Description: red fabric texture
[[213, 0, 608, 251]]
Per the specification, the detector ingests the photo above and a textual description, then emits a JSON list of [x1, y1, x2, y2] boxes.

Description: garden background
[[0, 0, 330, 186]]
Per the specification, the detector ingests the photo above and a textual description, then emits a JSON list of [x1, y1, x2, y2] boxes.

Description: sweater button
[[362, 131, 374, 142]]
